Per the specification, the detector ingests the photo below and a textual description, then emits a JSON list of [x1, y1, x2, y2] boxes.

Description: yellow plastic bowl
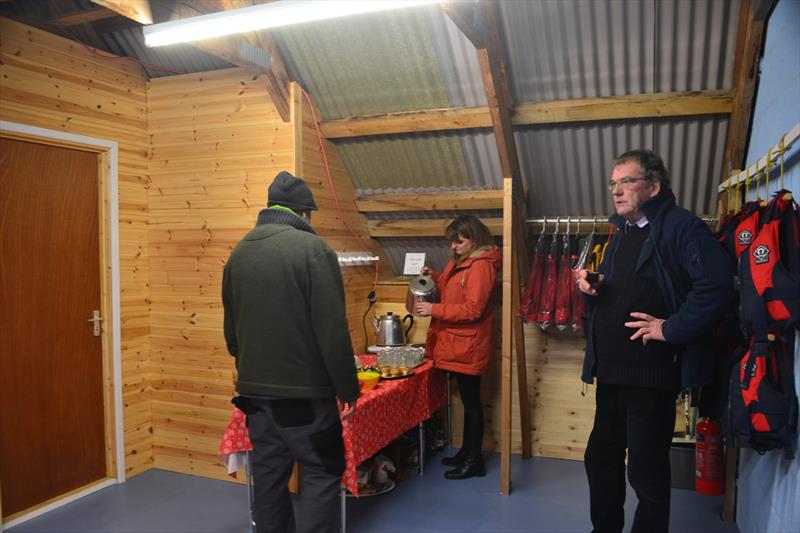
[[357, 371, 380, 391]]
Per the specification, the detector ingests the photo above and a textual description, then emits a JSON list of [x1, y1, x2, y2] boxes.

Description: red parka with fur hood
[[425, 245, 501, 375]]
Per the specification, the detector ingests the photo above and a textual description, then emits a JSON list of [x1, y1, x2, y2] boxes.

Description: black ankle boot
[[444, 455, 486, 480], [441, 449, 466, 467]]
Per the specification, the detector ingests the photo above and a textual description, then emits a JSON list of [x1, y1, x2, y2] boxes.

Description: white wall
[[737, 1, 800, 531]]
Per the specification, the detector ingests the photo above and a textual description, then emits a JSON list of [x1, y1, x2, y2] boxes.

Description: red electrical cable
[[300, 87, 379, 291]]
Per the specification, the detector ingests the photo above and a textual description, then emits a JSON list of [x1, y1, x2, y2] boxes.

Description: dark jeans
[[246, 397, 344, 533], [455, 372, 484, 457], [584, 384, 677, 533]]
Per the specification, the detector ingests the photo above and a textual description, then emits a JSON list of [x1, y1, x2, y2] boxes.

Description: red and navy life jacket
[[727, 331, 798, 458], [718, 200, 761, 260], [738, 191, 800, 332], [729, 189, 799, 458]]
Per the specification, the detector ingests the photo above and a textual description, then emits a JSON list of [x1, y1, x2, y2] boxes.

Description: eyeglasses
[[607, 176, 649, 191]]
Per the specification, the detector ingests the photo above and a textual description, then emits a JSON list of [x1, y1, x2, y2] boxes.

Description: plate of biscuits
[[378, 364, 414, 379]]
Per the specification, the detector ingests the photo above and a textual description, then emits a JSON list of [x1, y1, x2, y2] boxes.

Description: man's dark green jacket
[[222, 209, 359, 404]]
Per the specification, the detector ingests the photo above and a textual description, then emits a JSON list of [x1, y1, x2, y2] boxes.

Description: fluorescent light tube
[[144, 0, 444, 47]]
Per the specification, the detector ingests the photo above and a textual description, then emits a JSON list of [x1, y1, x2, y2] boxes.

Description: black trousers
[[584, 384, 677, 533], [455, 372, 484, 457], [246, 397, 344, 533]]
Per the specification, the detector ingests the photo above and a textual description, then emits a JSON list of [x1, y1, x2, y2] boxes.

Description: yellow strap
[[745, 166, 751, 199], [726, 172, 733, 211], [765, 148, 773, 196], [735, 168, 742, 211]]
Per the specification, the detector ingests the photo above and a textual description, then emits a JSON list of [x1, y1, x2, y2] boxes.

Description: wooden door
[[0, 137, 106, 518]]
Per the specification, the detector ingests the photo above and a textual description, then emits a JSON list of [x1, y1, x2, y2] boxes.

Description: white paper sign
[[403, 253, 426, 276]]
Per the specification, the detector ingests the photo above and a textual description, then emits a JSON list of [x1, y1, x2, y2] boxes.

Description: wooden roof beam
[[474, 2, 522, 189], [718, 0, 773, 213], [49, 1, 106, 50], [49, 6, 118, 26], [320, 90, 733, 139], [355, 190, 503, 212], [90, 0, 152, 25], [366, 217, 503, 238]]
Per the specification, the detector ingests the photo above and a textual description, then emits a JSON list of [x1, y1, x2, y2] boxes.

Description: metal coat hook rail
[[525, 215, 718, 233]]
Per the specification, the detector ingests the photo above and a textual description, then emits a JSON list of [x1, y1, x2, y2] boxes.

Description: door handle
[[87, 310, 102, 336]]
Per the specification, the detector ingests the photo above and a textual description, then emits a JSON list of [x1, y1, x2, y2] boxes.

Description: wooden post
[[512, 221, 531, 460], [722, 446, 739, 522], [500, 178, 514, 494]]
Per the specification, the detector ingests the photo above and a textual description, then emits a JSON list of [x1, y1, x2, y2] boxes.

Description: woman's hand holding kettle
[[413, 299, 433, 316], [420, 265, 432, 276]]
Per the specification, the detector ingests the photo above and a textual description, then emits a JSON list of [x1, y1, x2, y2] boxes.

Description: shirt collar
[[625, 215, 649, 232]]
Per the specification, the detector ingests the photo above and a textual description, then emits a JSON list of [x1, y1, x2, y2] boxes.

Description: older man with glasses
[[576, 150, 735, 533]]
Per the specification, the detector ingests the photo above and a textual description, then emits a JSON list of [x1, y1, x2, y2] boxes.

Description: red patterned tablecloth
[[218, 359, 446, 496], [218, 407, 252, 477], [342, 359, 446, 495]]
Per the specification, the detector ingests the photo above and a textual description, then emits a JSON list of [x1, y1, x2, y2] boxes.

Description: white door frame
[[0, 120, 125, 527]]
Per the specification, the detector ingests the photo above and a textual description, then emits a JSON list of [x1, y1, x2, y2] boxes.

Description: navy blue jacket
[[581, 190, 736, 388]]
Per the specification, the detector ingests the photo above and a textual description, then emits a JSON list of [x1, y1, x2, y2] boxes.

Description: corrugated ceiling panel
[[273, 5, 450, 120], [273, 5, 491, 195], [427, 9, 502, 189], [339, 133, 470, 192], [426, 7, 487, 108], [517, 115, 730, 218], [500, 0, 739, 102]]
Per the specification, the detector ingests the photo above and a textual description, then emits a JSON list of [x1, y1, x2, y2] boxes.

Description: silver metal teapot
[[369, 312, 414, 346], [406, 274, 438, 314]]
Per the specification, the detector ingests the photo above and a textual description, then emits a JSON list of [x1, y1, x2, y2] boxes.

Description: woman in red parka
[[413, 214, 501, 480]]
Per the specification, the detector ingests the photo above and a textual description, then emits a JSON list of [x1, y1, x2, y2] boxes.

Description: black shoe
[[444, 456, 486, 480], [441, 449, 466, 467]]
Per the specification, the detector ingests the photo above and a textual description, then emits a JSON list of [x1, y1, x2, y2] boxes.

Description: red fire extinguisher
[[695, 417, 724, 495]]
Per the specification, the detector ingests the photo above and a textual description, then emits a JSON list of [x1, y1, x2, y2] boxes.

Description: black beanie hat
[[267, 171, 318, 212]]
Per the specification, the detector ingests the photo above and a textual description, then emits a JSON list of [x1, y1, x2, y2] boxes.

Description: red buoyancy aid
[[729, 190, 800, 459], [522, 235, 547, 322], [536, 238, 559, 328], [738, 191, 800, 331], [555, 236, 572, 329], [733, 201, 762, 259], [728, 332, 798, 458]]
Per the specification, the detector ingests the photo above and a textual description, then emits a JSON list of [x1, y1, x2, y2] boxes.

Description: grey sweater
[[222, 209, 359, 404]]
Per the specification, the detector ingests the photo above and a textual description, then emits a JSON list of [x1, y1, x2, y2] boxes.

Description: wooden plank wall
[[376, 281, 596, 460], [147, 68, 293, 480], [0, 18, 153, 477], [293, 84, 389, 355], [147, 75, 383, 481]]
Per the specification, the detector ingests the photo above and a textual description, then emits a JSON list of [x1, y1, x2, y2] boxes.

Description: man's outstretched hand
[[625, 312, 666, 345]]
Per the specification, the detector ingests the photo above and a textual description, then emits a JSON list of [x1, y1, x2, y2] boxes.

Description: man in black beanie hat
[[223, 171, 358, 533], [267, 170, 319, 214]]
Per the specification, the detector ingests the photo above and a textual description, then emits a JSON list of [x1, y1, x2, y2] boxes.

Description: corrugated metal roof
[[336, 132, 471, 191], [273, 6, 451, 120], [517, 115, 730, 217], [500, 0, 739, 101]]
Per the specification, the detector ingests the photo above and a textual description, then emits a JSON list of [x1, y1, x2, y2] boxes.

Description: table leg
[[245, 451, 256, 533], [419, 422, 425, 476], [340, 484, 346, 533]]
